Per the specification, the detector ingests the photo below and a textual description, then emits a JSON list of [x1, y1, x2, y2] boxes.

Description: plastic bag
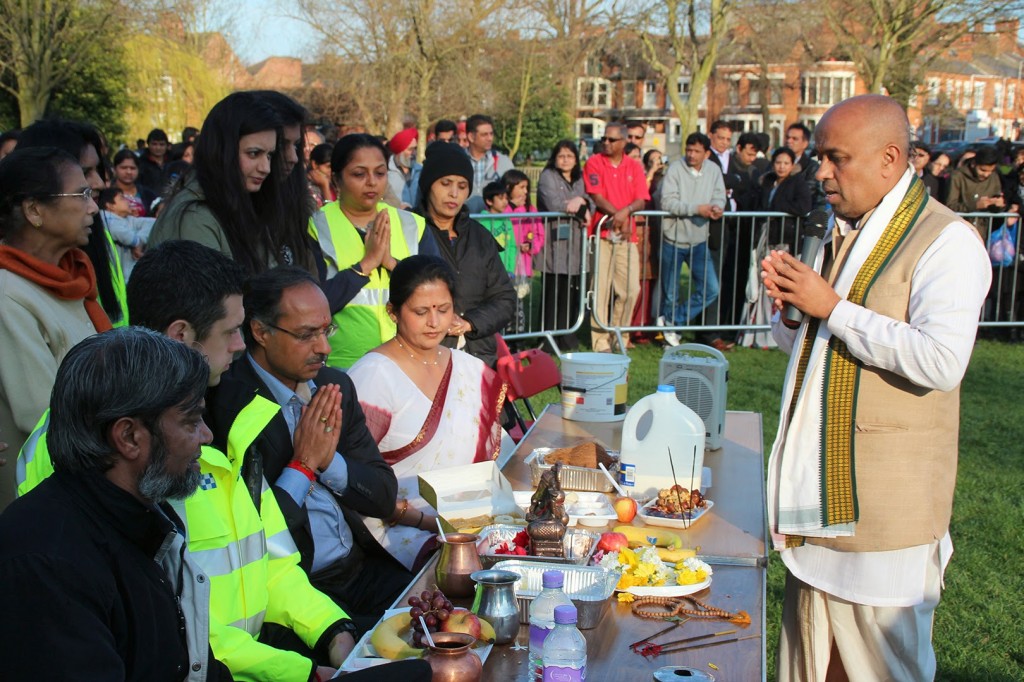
[[987, 224, 1017, 267]]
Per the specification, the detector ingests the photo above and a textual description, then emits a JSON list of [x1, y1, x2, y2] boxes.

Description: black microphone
[[783, 209, 831, 326]]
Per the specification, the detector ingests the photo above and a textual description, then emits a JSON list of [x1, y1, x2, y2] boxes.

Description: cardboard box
[[418, 461, 521, 533]]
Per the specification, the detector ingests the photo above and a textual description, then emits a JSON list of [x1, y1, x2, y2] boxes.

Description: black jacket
[[138, 154, 166, 196], [758, 172, 813, 218], [206, 359, 400, 574], [426, 208, 517, 367], [707, 152, 760, 212], [0, 471, 231, 682], [794, 152, 827, 210]]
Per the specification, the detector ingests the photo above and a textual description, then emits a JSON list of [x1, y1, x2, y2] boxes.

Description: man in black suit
[[207, 266, 410, 635]]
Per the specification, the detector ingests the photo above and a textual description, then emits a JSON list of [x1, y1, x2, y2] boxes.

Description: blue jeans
[[660, 241, 719, 324]]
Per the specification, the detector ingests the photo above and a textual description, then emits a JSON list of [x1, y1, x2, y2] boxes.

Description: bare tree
[[403, 0, 508, 157], [292, 0, 507, 144], [824, 0, 1023, 105], [524, 0, 620, 95], [636, 0, 733, 136], [728, 0, 819, 133], [0, 0, 123, 126]]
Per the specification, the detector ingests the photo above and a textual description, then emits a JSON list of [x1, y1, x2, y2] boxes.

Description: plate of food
[[594, 545, 713, 598], [339, 592, 495, 671], [637, 486, 713, 529], [527, 443, 620, 492]]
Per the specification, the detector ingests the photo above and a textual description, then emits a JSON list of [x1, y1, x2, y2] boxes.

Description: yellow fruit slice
[[369, 612, 425, 660], [656, 546, 697, 563], [613, 524, 683, 550]]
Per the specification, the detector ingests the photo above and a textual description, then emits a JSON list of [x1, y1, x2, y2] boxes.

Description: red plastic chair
[[495, 335, 562, 442]]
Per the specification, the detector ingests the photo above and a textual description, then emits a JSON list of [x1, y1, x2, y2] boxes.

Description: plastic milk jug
[[618, 384, 705, 500]]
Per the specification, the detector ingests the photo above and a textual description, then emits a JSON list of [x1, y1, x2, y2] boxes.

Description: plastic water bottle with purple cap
[[542, 604, 587, 681], [528, 569, 573, 681]]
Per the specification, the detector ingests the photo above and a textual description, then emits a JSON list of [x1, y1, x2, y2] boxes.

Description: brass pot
[[435, 533, 482, 598], [424, 632, 482, 682]]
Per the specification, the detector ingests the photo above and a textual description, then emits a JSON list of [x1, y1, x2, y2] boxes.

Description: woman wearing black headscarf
[[414, 142, 515, 367]]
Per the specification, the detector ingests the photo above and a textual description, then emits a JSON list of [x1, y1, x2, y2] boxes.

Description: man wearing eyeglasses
[[626, 121, 647, 147], [584, 122, 651, 352], [207, 265, 411, 635]]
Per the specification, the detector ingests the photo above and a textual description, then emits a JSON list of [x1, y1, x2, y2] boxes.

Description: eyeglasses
[[601, 136, 623, 143], [266, 322, 338, 343], [47, 188, 94, 202]]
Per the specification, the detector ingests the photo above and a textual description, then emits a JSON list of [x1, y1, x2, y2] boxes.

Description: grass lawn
[[525, 336, 1024, 680]]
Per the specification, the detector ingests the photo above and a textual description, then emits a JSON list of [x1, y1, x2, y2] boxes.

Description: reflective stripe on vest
[[180, 395, 283, 637], [16, 411, 51, 497], [104, 229, 130, 327], [310, 202, 425, 368], [189, 528, 268, 578]]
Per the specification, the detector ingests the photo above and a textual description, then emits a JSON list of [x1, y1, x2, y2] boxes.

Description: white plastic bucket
[[560, 352, 631, 422]]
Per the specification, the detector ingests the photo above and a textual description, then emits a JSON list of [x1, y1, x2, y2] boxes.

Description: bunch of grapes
[[407, 587, 454, 648]]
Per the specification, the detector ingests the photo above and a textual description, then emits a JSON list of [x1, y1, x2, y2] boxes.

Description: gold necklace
[[395, 337, 442, 366]]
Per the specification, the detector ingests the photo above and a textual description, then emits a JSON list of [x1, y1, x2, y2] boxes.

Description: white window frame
[[643, 80, 658, 109], [577, 77, 611, 110], [800, 71, 855, 106], [973, 82, 985, 109]]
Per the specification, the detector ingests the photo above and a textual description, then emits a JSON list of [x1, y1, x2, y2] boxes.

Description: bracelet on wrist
[[389, 499, 409, 527], [351, 264, 370, 277], [287, 460, 316, 481]]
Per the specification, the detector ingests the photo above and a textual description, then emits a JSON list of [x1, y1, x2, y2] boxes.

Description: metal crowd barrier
[[471, 209, 1022, 351]]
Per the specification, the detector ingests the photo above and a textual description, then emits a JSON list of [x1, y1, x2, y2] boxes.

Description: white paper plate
[[637, 499, 714, 530], [338, 608, 494, 672], [621, 576, 712, 598]]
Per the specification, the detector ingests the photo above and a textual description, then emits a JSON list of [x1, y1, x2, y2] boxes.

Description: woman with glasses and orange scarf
[[0, 147, 112, 511]]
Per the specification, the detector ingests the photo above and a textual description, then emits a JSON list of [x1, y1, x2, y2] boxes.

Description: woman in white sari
[[348, 255, 507, 570]]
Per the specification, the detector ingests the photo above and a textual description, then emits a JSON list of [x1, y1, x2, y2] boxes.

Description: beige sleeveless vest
[[807, 198, 979, 552]]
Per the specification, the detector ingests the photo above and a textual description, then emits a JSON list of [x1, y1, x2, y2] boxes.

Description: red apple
[[442, 608, 482, 639], [597, 531, 629, 553], [614, 496, 638, 523]]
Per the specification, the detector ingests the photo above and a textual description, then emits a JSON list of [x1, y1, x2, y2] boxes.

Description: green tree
[[491, 43, 572, 162], [495, 90, 572, 163], [122, 32, 229, 142], [47, 26, 132, 142], [0, 0, 123, 126]]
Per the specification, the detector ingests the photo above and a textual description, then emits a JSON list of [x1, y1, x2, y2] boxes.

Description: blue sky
[[226, 4, 316, 64]]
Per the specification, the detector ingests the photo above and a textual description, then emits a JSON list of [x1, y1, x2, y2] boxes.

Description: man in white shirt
[[761, 95, 990, 681]]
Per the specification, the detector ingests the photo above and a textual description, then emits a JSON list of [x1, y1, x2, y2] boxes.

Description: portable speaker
[[658, 343, 729, 450]]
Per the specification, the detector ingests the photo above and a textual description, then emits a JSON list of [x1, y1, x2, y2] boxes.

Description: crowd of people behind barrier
[[0, 88, 1021, 680]]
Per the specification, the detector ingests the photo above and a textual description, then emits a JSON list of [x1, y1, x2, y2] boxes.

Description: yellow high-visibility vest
[[18, 395, 349, 682], [310, 202, 425, 368]]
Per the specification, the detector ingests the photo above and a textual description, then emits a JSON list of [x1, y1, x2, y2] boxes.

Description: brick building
[[575, 19, 1023, 152]]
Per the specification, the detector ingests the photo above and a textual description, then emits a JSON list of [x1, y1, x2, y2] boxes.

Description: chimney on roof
[[994, 19, 1020, 54]]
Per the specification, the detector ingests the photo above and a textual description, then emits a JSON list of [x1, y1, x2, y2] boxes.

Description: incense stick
[[627, 621, 682, 650], [687, 445, 698, 530], [667, 447, 682, 514], [657, 633, 760, 656], [653, 628, 737, 649]]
